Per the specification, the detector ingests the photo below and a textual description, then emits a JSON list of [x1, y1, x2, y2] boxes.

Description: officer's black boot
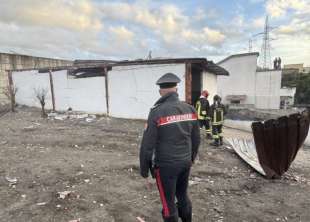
[[163, 214, 179, 222], [210, 138, 220, 147], [177, 202, 192, 222], [206, 133, 213, 140], [219, 136, 223, 146]]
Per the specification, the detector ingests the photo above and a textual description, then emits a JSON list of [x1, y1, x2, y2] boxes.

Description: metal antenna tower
[[259, 15, 272, 70]]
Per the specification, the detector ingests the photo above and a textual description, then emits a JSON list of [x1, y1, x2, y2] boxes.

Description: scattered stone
[[54, 115, 68, 121], [250, 173, 256, 179], [0, 140, 8, 145], [84, 179, 90, 183], [36, 202, 47, 206], [58, 191, 73, 199], [76, 171, 84, 176], [68, 219, 81, 222], [5, 176, 17, 185]]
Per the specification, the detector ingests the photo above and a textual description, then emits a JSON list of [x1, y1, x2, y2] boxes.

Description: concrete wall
[[11, 63, 220, 119], [13, 70, 107, 113], [108, 64, 186, 119], [12, 70, 53, 109], [255, 70, 282, 109], [52, 71, 107, 113], [0, 53, 72, 104], [217, 54, 258, 105], [202, 71, 217, 102]]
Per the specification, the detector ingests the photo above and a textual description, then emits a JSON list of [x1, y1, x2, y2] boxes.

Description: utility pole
[[259, 16, 272, 70]]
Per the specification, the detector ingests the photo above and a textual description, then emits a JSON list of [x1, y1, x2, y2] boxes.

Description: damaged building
[[8, 58, 228, 119], [0, 52, 72, 104]]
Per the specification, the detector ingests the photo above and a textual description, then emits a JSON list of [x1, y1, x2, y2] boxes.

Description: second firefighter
[[210, 95, 226, 146]]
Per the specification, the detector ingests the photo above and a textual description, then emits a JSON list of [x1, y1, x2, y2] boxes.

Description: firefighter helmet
[[202, 90, 209, 97]]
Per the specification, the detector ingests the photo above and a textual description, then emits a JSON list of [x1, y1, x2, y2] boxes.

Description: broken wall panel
[[12, 70, 53, 109]]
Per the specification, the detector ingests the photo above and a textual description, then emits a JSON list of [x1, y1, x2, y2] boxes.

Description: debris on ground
[[48, 111, 97, 122], [36, 202, 47, 206], [5, 176, 17, 185], [68, 219, 81, 222], [0, 106, 309, 221], [136, 216, 146, 222], [57, 191, 74, 199]]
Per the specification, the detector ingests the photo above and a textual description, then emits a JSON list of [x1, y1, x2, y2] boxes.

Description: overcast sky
[[0, 0, 309, 66]]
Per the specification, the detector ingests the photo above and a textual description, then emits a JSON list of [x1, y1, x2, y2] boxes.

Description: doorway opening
[[191, 64, 203, 105]]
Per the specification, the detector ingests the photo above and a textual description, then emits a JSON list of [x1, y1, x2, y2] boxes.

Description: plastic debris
[[58, 191, 73, 199], [68, 219, 81, 222], [36, 202, 47, 206], [136, 217, 146, 222], [5, 176, 17, 185]]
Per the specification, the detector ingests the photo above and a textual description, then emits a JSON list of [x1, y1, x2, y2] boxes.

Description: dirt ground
[[0, 107, 310, 222]]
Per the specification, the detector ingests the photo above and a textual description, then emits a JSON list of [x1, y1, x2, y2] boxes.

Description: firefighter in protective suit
[[139, 73, 200, 222], [210, 95, 226, 146], [195, 90, 212, 139]]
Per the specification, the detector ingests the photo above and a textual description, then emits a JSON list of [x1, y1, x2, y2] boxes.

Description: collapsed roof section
[[71, 58, 229, 78], [8, 57, 229, 78]]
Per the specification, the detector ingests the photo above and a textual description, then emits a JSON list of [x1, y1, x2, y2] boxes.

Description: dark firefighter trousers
[[212, 124, 223, 141], [198, 118, 212, 136], [154, 164, 192, 222]]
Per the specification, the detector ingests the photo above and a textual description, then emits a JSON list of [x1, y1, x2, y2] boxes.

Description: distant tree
[[2, 84, 18, 112], [295, 73, 310, 105], [34, 88, 48, 117]]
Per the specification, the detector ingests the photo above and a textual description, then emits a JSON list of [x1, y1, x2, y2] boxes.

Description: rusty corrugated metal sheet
[[252, 111, 310, 178]]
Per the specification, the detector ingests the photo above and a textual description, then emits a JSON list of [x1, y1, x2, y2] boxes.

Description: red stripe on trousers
[[155, 169, 170, 217]]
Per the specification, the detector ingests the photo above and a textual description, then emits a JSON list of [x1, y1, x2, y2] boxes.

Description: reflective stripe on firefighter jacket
[[195, 98, 210, 120], [210, 104, 225, 125]]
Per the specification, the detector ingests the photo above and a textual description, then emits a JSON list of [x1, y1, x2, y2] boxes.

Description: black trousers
[[155, 164, 192, 221], [198, 119, 211, 135], [212, 124, 223, 140]]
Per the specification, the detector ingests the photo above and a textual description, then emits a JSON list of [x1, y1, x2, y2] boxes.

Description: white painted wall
[[13, 70, 107, 113], [202, 71, 217, 102], [217, 54, 258, 105], [280, 87, 296, 98], [52, 70, 107, 113], [13, 70, 53, 109], [255, 70, 282, 109], [108, 64, 186, 119]]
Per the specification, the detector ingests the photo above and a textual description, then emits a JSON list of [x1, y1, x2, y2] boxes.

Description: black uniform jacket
[[139, 92, 201, 178], [209, 103, 226, 123], [196, 97, 210, 117]]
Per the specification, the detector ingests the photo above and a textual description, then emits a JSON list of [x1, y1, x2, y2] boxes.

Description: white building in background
[[10, 58, 228, 119], [217, 52, 295, 110]]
